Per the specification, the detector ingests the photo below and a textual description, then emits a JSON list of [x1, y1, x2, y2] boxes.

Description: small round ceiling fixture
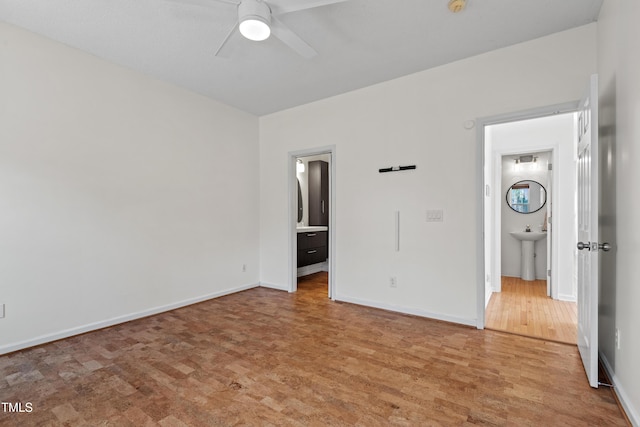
[[448, 0, 467, 13], [239, 0, 272, 41]]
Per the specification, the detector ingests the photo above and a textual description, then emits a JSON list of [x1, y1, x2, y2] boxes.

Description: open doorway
[[480, 109, 578, 344], [289, 147, 335, 299]]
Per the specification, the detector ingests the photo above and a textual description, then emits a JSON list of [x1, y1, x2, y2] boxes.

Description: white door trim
[[288, 145, 336, 299], [476, 102, 578, 329]]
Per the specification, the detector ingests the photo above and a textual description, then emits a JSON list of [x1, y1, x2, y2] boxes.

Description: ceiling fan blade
[[214, 22, 239, 56], [269, 0, 348, 16], [163, 0, 239, 7], [270, 17, 317, 58]]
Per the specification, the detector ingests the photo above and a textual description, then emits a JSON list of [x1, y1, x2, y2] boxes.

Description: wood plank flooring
[[0, 272, 626, 426], [485, 276, 578, 344]]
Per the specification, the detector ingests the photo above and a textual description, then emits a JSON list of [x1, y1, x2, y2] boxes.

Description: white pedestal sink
[[510, 231, 547, 281]]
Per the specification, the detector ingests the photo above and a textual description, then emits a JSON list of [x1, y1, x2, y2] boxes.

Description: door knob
[[577, 242, 590, 251], [577, 241, 612, 252], [598, 243, 612, 252]]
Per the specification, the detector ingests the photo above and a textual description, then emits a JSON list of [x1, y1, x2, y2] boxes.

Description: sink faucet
[[525, 225, 531, 232]]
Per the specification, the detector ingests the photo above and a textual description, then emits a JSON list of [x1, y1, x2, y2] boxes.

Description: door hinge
[[547, 269, 551, 277], [485, 184, 490, 197]]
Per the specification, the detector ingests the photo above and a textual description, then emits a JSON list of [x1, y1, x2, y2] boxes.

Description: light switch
[[426, 209, 444, 222]]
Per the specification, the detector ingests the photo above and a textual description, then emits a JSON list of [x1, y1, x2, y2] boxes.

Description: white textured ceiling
[[1, 0, 602, 115]]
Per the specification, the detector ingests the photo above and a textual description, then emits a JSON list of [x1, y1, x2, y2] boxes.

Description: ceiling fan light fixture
[[239, 18, 271, 41], [238, 0, 272, 41]]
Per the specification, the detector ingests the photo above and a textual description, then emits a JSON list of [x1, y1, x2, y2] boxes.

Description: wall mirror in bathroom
[[297, 179, 303, 222], [506, 180, 546, 214]]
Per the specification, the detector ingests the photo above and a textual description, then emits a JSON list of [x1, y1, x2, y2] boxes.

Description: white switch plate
[[426, 210, 444, 222]]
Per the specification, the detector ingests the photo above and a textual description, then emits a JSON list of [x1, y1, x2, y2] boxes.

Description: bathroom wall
[[501, 152, 550, 279], [296, 154, 331, 277]]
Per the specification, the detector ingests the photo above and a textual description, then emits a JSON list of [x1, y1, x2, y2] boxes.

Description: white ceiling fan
[[195, 0, 349, 58]]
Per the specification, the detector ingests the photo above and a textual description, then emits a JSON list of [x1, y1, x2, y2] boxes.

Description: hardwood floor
[[297, 271, 329, 296], [0, 272, 626, 426], [485, 276, 578, 344]]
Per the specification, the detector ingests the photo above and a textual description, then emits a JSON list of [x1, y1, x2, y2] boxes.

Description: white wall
[[260, 25, 597, 325], [500, 152, 550, 280], [0, 23, 260, 354], [597, 1, 640, 423]]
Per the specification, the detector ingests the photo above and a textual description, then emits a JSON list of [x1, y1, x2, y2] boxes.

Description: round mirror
[[506, 180, 546, 214]]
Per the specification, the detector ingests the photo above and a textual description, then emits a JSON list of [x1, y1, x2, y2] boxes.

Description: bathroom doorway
[[480, 109, 578, 343], [501, 150, 552, 294], [288, 147, 335, 299]]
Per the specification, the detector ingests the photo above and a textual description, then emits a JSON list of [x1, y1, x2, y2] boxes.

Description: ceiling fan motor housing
[[239, 0, 272, 41]]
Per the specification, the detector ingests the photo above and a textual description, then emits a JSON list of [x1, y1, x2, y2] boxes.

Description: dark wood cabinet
[[308, 160, 329, 226], [297, 231, 328, 267]]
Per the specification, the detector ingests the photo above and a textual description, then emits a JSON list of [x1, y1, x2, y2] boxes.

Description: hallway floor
[[485, 276, 577, 344]]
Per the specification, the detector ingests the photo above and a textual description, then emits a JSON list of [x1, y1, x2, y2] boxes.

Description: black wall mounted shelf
[[379, 165, 417, 173]]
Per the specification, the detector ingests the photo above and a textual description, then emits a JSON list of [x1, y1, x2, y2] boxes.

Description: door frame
[[490, 147, 557, 297], [476, 102, 578, 329], [288, 145, 336, 298]]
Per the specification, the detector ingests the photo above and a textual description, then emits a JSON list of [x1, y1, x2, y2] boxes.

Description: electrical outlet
[[616, 328, 621, 350], [390, 277, 397, 288], [426, 209, 444, 222]]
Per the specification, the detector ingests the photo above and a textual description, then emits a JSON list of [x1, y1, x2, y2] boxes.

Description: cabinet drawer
[[297, 231, 327, 250], [297, 246, 328, 267]]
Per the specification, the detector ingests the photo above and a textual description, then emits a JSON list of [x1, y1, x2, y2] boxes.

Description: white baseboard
[[502, 274, 548, 281], [600, 352, 639, 426], [557, 293, 577, 302], [259, 282, 288, 291], [334, 294, 476, 327], [0, 283, 259, 356]]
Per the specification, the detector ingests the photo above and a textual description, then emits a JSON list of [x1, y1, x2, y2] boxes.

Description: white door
[[576, 74, 600, 388]]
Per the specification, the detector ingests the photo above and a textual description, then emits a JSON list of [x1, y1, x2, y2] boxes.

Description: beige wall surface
[[597, 0, 640, 423], [259, 24, 597, 324], [0, 23, 260, 353]]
